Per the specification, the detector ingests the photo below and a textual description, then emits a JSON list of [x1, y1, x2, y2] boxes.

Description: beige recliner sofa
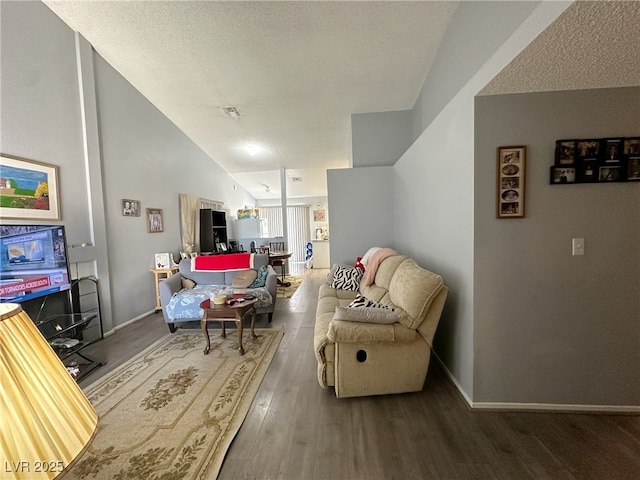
[[314, 255, 448, 398]]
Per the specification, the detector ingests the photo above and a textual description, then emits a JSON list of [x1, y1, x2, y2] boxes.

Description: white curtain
[[262, 207, 283, 237], [261, 205, 310, 263], [287, 205, 310, 264], [200, 199, 224, 211], [180, 196, 225, 253], [179, 193, 200, 252]]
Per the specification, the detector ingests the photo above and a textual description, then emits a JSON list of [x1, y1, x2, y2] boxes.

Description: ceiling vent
[[221, 106, 240, 119], [290, 177, 303, 182]]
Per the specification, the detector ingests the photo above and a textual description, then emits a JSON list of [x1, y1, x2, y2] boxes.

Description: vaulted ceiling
[[43, 1, 640, 200]]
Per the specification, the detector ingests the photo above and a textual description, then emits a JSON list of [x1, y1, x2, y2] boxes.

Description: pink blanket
[[192, 253, 254, 271], [361, 248, 399, 286]]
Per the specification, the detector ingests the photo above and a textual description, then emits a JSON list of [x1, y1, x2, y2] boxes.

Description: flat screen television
[[0, 225, 72, 304]]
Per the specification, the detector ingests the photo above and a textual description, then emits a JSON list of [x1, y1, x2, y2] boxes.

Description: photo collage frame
[[550, 137, 640, 184], [496, 146, 526, 219]]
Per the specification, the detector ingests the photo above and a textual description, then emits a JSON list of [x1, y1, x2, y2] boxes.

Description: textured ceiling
[[481, 0, 640, 95], [43, 0, 458, 199], [42, 1, 640, 200]]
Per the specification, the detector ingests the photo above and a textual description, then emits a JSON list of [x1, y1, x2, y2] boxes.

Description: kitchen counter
[[311, 239, 330, 268]]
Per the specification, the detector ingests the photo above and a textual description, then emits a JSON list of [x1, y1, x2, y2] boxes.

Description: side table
[[200, 297, 258, 355], [151, 266, 179, 312]]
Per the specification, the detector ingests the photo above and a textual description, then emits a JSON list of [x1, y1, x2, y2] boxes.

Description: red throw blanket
[[192, 253, 254, 271]]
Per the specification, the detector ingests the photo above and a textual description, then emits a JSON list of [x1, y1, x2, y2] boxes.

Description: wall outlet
[[572, 238, 585, 256]]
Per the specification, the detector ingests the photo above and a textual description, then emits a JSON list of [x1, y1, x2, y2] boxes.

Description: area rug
[[66, 327, 284, 480], [276, 275, 304, 298]]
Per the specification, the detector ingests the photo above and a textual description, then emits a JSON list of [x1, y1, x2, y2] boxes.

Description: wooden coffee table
[[200, 297, 258, 355]]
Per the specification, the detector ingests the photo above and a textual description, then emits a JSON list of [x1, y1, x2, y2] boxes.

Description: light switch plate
[[572, 238, 585, 256]]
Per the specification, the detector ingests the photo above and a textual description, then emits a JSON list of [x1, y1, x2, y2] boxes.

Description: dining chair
[[269, 242, 286, 281], [269, 241, 285, 252]]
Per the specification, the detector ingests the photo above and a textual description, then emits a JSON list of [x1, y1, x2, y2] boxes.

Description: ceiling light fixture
[[247, 145, 259, 157]]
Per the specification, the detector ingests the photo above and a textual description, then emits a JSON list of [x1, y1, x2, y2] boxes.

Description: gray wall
[[351, 110, 412, 167], [93, 55, 255, 327], [1, 1, 256, 331], [361, 1, 574, 403], [1, 1, 88, 241], [411, 1, 540, 141], [474, 87, 640, 406], [393, 91, 477, 400], [327, 167, 394, 266]]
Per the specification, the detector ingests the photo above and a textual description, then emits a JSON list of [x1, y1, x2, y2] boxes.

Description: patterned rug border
[[75, 327, 285, 480]]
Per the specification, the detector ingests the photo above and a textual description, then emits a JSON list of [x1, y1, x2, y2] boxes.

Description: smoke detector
[[221, 106, 240, 119]]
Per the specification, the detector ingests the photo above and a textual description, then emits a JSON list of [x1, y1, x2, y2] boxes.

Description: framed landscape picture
[[0, 155, 61, 220]]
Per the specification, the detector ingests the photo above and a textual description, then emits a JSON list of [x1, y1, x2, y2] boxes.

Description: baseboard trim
[[431, 351, 474, 407], [470, 402, 640, 414], [431, 352, 640, 414], [103, 310, 155, 337]]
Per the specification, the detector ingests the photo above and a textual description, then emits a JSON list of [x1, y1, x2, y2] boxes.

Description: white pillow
[[360, 247, 381, 266], [333, 306, 398, 324]]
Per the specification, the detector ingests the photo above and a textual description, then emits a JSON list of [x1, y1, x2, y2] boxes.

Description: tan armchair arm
[[327, 320, 416, 344]]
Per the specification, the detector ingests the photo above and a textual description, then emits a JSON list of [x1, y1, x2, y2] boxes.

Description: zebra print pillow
[[348, 294, 394, 311], [329, 265, 362, 291]]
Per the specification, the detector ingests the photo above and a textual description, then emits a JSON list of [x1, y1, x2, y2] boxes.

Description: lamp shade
[[0, 304, 97, 479]]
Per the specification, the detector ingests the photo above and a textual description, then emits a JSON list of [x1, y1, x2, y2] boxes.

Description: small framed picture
[[216, 242, 227, 252], [623, 138, 640, 156], [180, 251, 189, 260], [555, 140, 576, 166], [576, 140, 599, 157], [122, 199, 141, 216], [599, 166, 621, 182], [627, 158, 640, 181], [577, 158, 598, 183], [603, 139, 622, 163], [147, 208, 164, 233], [313, 209, 326, 222], [496, 146, 526, 218], [154, 252, 171, 269], [550, 167, 576, 184], [189, 252, 198, 259]]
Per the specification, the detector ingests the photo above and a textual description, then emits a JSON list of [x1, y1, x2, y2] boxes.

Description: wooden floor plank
[[82, 268, 640, 480]]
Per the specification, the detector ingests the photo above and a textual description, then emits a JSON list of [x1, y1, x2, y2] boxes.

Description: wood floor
[[80, 269, 640, 480]]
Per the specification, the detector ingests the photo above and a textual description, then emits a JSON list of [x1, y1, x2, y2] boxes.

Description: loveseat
[[314, 253, 448, 398], [159, 254, 277, 333]]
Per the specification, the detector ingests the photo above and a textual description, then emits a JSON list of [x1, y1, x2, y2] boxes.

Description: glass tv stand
[[36, 313, 103, 382]]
